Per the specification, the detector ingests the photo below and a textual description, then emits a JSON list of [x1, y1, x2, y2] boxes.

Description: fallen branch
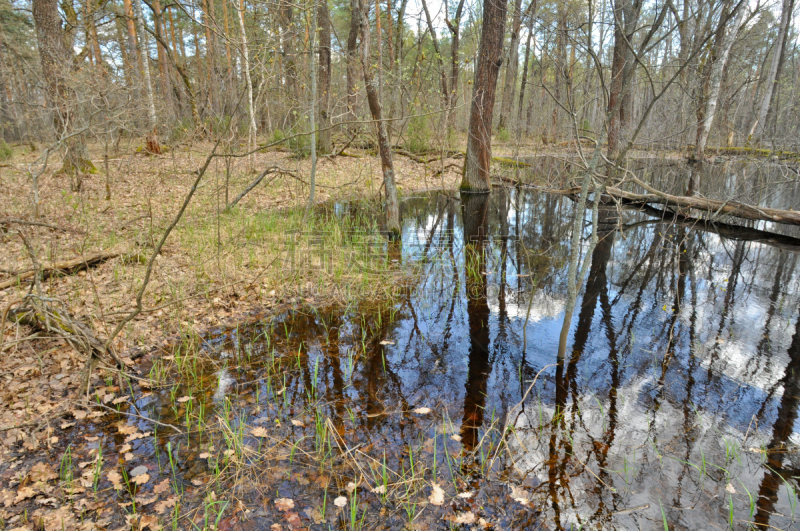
[[0, 250, 125, 290], [225, 165, 296, 211], [0, 218, 86, 234]]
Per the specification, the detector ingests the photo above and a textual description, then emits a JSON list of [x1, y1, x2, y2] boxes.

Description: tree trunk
[[498, 0, 524, 132], [359, 0, 400, 237], [133, 0, 159, 152], [32, 0, 92, 180], [751, 0, 794, 142], [317, 0, 332, 154], [84, 0, 104, 69], [237, 0, 256, 169], [693, 2, 744, 161], [606, 0, 642, 161], [461, 0, 509, 192], [446, 0, 466, 133], [346, 0, 360, 128], [421, 0, 450, 111], [517, 17, 533, 128], [122, 0, 140, 73]]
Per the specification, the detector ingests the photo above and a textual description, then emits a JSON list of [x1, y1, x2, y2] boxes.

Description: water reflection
[[118, 181, 800, 529]]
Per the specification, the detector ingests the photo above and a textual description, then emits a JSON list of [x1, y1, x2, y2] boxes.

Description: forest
[[2, 0, 800, 527]]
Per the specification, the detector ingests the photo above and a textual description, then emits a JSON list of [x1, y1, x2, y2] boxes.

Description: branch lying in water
[[499, 175, 800, 227]]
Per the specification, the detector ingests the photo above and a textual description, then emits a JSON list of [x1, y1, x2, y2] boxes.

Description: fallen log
[[0, 250, 125, 290], [498, 174, 800, 227]]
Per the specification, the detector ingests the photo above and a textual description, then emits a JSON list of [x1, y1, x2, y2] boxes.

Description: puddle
[[18, 166, 800, 530]]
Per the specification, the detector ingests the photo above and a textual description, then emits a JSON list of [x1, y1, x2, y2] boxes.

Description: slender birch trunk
[[133, 0, 160, 153], [694, 3, 744, 161], [750, 0, 794, 142], [237, 0, 256, 170]]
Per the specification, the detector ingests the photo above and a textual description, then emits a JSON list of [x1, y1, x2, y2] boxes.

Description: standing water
[[53, 175, 800, 530]]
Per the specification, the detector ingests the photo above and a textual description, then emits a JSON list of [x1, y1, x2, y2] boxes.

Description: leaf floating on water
[[290, 419, 305, 427], [107, 471, 123, 490], [510, 485, 531, 505], [72, 410, 88, 420], [132, 473, 150, 485], [130, 465, 149, 477], [275, 498, 295, 511], [177, 396, 193, 403], [154, 496, 178, 514], [457, 491, 474, 498], [154, 479, 171, 494], [725, 483, 736, 494], [199, 452, 211, 459], [61, 421, 76, 429], [413, 407, 431, 415], [379, 340, 395, 346], [117, 424, 137, 435], [112, 396, 129, 405], [345, 481, 358, 494], [429, 482, 445, 506], [333, 496, 348, 508], [450, 434, 462, 442], [371, 485, 387, 495], [454, 511, 476, 524], [251, 427, 269, 437]]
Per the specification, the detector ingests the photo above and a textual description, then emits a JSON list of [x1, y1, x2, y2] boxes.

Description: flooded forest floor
[[2, 141, 800, 530]]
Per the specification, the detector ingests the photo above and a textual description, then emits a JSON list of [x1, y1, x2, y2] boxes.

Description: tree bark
[[32, 0, 92, 178], [317, 0, 332, 154], [693, 1, 744, 161], [750, 0, 794, 142], [133, 0, 160, 153], [461, 0, 509, 192], [346, 0, 361, 128], [497, 0, 524, 132], [359, 0, 400, 236], [606, 0, 642, 160], [237, 0, 256, 169]]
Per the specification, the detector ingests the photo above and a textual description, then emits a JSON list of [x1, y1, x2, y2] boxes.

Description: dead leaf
[[131, 473, 150, 485], [154, 478, 171, 494], [457, 491, 474, 498], [155, 496, 178, 514], [130, 465, 148, 477], [413, 407, 431, 414], [371, 485, 386, 495], [290, 419, 305, 427], [379, 340, 395, 345], [345, 481, 358, 494], [455, 511, 477, 524], [116, 424, 137, 435], [251, 427, 269, 437], [72, 410, 88, 420], [333, 496, 348, 508], [275, 498, 295, 511], [14, 486, 36, 504], [450, 434, 462, 442], [177, 396, 193, 403], [429, 482, 445, 506], [510, 485, 530, 505], [726, 483, 736, 494], [107, 471, 123, 490], [29, 462, 57, 484]]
